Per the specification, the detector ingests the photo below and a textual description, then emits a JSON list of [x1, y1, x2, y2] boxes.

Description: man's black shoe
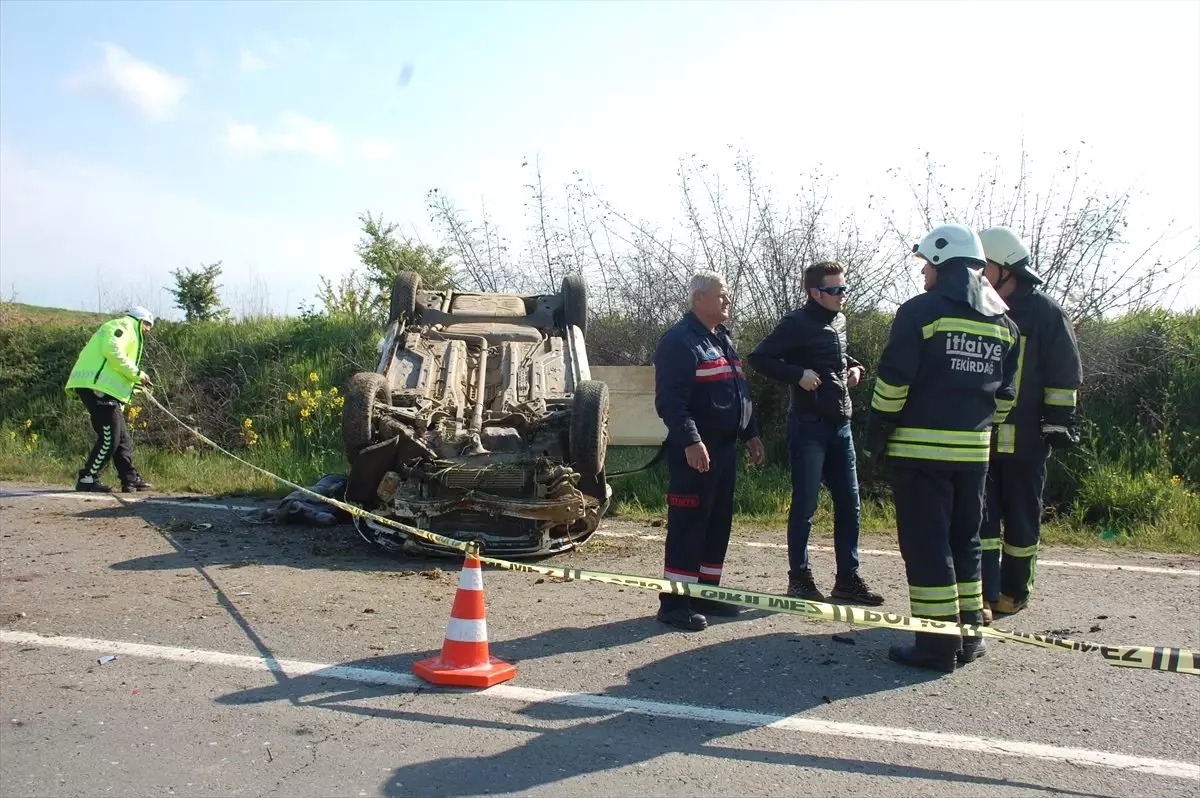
[[888, 643, 956, 674], [75, 479, 113, 493], [121, 474, 153, 492], [830, 573, 885, 607], [692, 597, 741, 617], [786, 569, 825, 601], [657, 606, 708, 631]]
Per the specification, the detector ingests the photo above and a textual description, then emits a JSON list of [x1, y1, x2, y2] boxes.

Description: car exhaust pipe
[[428, 330, 489, 455]]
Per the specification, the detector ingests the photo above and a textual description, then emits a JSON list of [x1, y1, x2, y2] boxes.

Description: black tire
[[342, 371, 390, 462], [570, 379, 609, 480], [560, 274, 587, 336], [388, 271, 422, 326]]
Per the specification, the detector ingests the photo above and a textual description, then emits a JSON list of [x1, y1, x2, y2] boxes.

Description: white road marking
[[1, 629, 1195, 781], [3, 489, 1197, 577]]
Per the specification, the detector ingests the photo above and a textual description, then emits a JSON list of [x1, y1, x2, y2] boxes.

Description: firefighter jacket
[[64, 316, 146, 404], [654, 312, 760, 448], [747, 300, 864, 423], [991, 281, 1083, 459], [866, 263, 1020, 471]]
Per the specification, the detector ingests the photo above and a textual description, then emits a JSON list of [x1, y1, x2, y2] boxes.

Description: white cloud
[[63, 43, 187, 122], [224, 113, 342, 160], [239, 49, 268, 72], [358, 138, 398, 161]]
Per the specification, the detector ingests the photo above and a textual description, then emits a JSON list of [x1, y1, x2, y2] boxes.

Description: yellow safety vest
[[64, 316, 145, 403]]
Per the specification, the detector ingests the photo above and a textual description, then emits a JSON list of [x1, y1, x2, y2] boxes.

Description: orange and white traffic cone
[[412, 549, 517, 688]]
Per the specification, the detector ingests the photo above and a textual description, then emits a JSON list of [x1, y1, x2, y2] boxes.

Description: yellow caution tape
[[143, 392, 1198, 677]]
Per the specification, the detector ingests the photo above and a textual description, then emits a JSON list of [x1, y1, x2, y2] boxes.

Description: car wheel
[[570, 379, 609, 496], [389, 271, 422, 326], [342, 371, 390, 462], [559, 274, 587, 336]]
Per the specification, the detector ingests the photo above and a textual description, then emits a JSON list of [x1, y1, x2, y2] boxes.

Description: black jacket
[[654, 312, 760, 448], [747, 301, 863, 423], [991, 282, 1083, 459], [865, 262, 1021, 471]]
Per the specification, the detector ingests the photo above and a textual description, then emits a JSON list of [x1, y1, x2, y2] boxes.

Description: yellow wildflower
[[23, 419, 32, 429], [329, 387, 338, 396], [243, 418, 254, 429], [287, 392, 296, 403], [308, 372, 319, 384]]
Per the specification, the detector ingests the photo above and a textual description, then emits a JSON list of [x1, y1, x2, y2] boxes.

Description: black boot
[[692, 596, 741, 617], [786, 569, 825, 601], [830, 572, 885, 606], [657, 595, 707, 631], [75, 475, 113, 493], [121, 472, 153, 492], [888, 633, 957, 673], [958, 637, 988, 664]]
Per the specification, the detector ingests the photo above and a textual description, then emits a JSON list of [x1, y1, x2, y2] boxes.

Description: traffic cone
[[412, 549, 517, 688]]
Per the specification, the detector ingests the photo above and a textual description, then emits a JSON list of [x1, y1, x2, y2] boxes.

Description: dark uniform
[[654, 311, 759, 628], [866, 262, 1019, 669], [981, 282, 1082, 611]]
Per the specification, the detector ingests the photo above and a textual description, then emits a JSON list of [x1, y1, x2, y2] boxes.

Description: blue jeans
[[786, 412, 862, 576]]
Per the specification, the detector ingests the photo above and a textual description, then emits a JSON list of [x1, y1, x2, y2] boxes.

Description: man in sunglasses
[[747, 261, 884, 606]]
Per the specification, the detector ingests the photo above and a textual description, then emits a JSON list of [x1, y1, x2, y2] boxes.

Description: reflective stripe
[[996, 423, 1016, 454], [870, 395, 905, 413], [1044, 387, 1077, 408], [910, 599, 960, 617], [891, 428, 991, 445], [445, 618, 488, 643], [873, 378, 909, 399], [887, 426, 991, 463], [981, 537, 1003, 552], [459, 567, 484, 591], [886, 443, 991, 463], [871, 377, 909, 414], [921, 318, 1015, 344], [1004, 542, 1038, 558], [957, 581, 983, 612], [909, 585, 958, 601], [664, 569, 699, 583]]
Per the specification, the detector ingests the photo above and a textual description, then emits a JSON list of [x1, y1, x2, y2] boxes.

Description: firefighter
[[978, 226, 1083, 621], [653, 271, 765, 631], [65, 307, 156, 493], [864, 224, 1020, 672]]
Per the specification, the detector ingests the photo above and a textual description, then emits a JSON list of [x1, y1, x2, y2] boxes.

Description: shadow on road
[[213, 623, 1108, 798]]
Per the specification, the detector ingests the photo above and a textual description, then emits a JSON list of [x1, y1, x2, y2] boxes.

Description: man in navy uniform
[[653, 271, 765, 631]]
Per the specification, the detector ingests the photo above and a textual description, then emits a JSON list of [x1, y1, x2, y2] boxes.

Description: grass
[[3, 303, 1198, 556]]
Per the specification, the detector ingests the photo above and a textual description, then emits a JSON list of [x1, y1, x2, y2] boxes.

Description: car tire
[[570, 379, 609, 495], [389, 271, 422, 326], [342, 371, 390, 462], [559, 274, 587, 336]]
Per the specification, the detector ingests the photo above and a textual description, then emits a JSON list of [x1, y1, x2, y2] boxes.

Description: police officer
[[977, 227, 1083, 621], [865, 224, 1020, 672], [65, 307, 156, 493], [654, 271, 765, 631]]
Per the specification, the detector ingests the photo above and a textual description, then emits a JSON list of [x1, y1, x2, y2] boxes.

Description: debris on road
[[98, 655, 117, 665], [832, 634, 856, 645]]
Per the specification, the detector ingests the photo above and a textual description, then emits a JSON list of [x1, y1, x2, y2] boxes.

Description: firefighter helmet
[[979, 226, 1043, 285], [912, 224, 986, 268]]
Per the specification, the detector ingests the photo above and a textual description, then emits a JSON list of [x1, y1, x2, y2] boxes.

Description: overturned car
[[341, 271, 611, 559]]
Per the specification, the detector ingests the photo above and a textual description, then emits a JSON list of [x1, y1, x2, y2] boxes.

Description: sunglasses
[[816, 285, 850, 296]]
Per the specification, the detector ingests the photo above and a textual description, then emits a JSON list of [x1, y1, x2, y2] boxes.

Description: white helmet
[[978, 226, 1043, 285], [127, 306, 155, 327], [912, 224, 986, 268]]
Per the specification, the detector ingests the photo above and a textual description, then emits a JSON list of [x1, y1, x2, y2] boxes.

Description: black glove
[[1041, 424, 1079, 450], [861, 418, 895, 479]]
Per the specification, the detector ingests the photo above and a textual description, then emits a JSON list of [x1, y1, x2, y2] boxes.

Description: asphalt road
[[1, 480, 1198, 797]]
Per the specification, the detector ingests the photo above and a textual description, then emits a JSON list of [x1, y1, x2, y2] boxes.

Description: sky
[[1, 0, 1197, 320]]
